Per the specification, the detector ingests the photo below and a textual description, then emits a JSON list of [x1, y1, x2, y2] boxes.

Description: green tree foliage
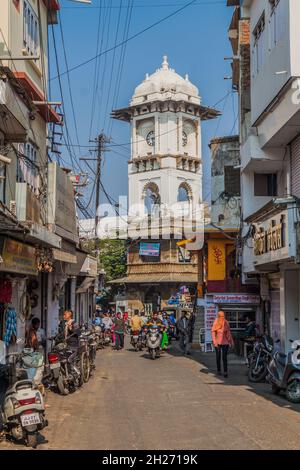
[[97, 239, 127, 283]]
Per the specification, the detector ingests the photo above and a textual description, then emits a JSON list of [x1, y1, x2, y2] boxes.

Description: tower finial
[[162, 55, 169, 70]]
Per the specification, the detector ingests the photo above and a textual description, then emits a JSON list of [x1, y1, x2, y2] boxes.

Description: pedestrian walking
[[177, 310, 191, 356], [211, 310, 234, 378], [113, 312, 125, 350]]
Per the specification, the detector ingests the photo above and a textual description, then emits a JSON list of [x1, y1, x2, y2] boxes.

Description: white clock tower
[[112, 56, 218, 313]]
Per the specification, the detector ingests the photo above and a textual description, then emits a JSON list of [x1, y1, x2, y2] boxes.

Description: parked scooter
[[146, 325, 162, 360], [248, 335, 275, 383], [1, 352, 47, 448], [267, 339, 300, 403]]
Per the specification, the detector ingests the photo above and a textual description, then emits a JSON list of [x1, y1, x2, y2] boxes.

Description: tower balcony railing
[[129, 154, 161, 173]]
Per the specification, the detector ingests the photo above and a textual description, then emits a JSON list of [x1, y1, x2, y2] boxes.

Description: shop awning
[[0, 204, 29, 234], [110, 273, 198, 284], [76, 277, 95, 294]]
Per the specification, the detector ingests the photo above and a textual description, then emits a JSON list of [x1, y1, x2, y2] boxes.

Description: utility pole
[[80, 132, 109, 237], [95, 133, 104, 236]]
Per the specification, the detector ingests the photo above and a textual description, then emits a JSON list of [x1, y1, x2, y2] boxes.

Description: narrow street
[[2, 340, 300, 451]]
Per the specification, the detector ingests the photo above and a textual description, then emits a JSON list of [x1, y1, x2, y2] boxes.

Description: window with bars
[[23, 1, 39, 55], [224, 166, 241, 197], [17, 142, 39, 193], [253, 12, 266, 75]]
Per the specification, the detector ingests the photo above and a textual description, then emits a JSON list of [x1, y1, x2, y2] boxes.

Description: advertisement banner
[[207, 240, 226, 281], [205, 302, 217, 348], [139, 242, 160, 257], [47, 163, 77, 237]]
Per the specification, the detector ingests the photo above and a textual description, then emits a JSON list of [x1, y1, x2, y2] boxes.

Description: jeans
[[179, 333, 189, 355], [215, 345, 229, 373], [115, 333, 124, 350]]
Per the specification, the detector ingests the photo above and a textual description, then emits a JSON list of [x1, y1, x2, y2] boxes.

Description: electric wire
[[50, 0, 198, 80]]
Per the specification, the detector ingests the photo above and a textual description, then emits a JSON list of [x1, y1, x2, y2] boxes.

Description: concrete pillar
[[70, 276, 76, 315]]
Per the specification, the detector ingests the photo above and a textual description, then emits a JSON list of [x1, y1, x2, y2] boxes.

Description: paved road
[[2, 339, 300, 450]]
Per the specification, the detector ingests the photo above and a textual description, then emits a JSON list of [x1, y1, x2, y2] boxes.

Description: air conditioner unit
[[9, 200, 16, 217]]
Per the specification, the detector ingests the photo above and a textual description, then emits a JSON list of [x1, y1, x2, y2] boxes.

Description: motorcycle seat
[[6, 379, 33, 396]]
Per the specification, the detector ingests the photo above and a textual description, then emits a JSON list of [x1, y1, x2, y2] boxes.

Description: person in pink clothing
[[211, 310, 234, 378]]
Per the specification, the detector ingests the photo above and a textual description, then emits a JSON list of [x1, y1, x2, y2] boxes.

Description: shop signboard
[[47, 163, 77, 240], [213, 294, 260, 305], [252, 209, 293, 266], [0, 239, 37, 276], [139, 242, 160, 257], [207, 240, 226, 281], [205, 302, 217, 351], [81, 255, 98, 277]]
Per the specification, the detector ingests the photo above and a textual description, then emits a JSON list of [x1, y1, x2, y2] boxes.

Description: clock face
[[146, 131, 155, 147], [182, 131, 188, 147]]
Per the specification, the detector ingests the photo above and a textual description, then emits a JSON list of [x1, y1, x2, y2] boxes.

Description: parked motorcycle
[[78, 331, 91, 384], [46, 332, 88, 394], [103, 328, 112, 347], [146, 325, 162, 360], [1, 352, 47, 448], [82, 330, 97, 373], [267, 339, 300, 403], [93, 325, 103, 350], [248, 335, 275, 383]]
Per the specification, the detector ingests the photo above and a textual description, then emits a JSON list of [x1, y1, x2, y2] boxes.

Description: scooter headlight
[[10, 397, 20, 409]]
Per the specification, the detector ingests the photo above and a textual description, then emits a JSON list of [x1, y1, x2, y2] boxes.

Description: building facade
[[227, 0, 300, 351], [194, 135, 259, 351], [0, 0, 97, 357]]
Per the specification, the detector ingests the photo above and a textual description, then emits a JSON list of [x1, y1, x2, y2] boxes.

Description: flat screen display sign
[[139, 243, 160, 257]]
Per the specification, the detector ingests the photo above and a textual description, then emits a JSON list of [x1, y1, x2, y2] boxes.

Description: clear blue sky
[[49, 0, 237, 216]]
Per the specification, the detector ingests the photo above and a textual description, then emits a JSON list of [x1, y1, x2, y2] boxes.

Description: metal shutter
[[291, 135, 300, 197]]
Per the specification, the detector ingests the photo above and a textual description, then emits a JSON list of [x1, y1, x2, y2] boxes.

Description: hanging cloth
[[4, 307, 17, 346], [0, 279, 12, 304]]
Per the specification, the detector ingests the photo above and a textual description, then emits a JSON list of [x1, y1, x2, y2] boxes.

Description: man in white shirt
[[102, 314, 113, 331]]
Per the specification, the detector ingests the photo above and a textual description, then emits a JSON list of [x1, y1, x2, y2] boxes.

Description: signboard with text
[[139, 242, 160, 257], [0, 239, 37, 276], [213, 294, 260, 305], [47, 163, 77, 238], [205, 302, 217, 350]]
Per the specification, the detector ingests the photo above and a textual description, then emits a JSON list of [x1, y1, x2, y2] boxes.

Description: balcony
[[0, 80, 27, 142]]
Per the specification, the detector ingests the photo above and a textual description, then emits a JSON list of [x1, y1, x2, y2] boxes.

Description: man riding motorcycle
[[146, 312, 168, 350], [130, 310, 143, 349], [146, 312, 163, 329], [130, 310, 143, 333]]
